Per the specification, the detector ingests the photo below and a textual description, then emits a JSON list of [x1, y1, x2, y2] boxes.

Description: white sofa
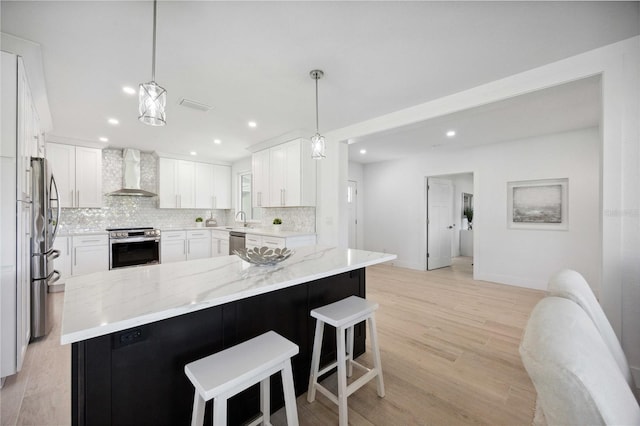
[[520, 296, 640, 425], [548, 269, 636, 390]]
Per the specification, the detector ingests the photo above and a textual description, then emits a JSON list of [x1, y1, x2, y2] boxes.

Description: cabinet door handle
[[76, 190, 80, 207], [73, 248, 77, 266], [211, 196, 215, 209], [71, 190, 75, 207], [257, 192, 261, 207], [80, 239, 102, 243], [66, 238, 70, 255], [187, 240, 190, 254]]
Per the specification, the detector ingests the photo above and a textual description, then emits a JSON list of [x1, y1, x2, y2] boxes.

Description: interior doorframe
[[425, 171, 476, 274]]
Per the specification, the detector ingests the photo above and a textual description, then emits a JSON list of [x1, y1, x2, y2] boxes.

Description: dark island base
[[72, 268, 366, 425]]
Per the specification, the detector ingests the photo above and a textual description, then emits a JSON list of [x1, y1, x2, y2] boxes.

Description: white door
[[347, 180, 358, 248], [427, 178, 454, 270]]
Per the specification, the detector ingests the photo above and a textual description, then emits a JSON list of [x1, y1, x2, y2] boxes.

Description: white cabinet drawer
[[210, 230, 230, 240], [73, 235, 108, 247], [163, 230, 186, 240], [187, 230, 211, 240], [246, 235, 261, 249], [262, 236, 285, 249]]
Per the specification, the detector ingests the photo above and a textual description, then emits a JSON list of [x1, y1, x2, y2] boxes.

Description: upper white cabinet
[[46, 143, 102, 208], [194, 163, 231, 209], [158, 158, 195, 208], [252, 149, 270, 207], [159, 157, 230, 209], [252, 138, 316, 207]]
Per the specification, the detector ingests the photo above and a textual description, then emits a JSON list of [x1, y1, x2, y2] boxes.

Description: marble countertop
[[60, 246, 396, 345]]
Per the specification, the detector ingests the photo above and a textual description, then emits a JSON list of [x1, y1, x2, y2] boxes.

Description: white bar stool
[[307, 296, 385, 426], [185, 331, 299, 426]]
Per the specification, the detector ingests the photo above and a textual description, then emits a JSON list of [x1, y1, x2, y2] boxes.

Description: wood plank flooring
[[1, 257, 545, 425]]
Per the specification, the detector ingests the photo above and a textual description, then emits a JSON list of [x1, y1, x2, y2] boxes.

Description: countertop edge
[[60, 252, 396, 345]]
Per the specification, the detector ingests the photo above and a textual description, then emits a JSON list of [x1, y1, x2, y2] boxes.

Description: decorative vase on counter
[[273, 218, 282, 232], [195, 217, 204, 228]]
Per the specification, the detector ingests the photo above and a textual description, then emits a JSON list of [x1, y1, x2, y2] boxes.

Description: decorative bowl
[[233, 246, 294, 266]]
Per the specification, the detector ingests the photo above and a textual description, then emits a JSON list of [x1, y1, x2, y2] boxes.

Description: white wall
[[362, 128, 601, 290]]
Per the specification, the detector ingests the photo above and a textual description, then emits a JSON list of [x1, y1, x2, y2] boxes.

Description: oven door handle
[[110, 237, 160, 244]]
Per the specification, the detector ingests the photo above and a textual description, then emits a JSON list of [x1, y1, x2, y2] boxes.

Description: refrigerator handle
[[50, 174, 61, 242], [49, 270, 61, 285]]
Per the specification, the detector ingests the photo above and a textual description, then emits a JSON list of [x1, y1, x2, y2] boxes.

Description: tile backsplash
[[59, 149, 316, 233]]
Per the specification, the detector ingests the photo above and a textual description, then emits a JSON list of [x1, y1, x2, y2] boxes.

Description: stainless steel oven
[[108, 227, 161, 269]]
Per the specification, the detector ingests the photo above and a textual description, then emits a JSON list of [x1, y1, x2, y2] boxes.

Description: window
[[238, 172, 261, 221]]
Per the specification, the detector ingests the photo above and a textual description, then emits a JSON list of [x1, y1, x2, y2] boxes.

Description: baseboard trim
[[474, 272, 547, 291]]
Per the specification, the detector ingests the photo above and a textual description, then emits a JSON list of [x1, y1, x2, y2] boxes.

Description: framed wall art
[[507, 178, 568, 230]]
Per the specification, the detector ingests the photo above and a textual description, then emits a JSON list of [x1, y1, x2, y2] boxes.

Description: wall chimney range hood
[[108, 149, 157, 197]]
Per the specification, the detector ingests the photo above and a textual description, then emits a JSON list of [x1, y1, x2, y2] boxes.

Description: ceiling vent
[[178, 98, 213, 112]]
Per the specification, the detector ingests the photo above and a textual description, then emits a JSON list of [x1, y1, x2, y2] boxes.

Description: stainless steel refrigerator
[[30, 157, 61, 339]]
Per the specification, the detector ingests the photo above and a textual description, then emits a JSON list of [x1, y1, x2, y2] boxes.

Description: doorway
[[426, 172, 474, 272]]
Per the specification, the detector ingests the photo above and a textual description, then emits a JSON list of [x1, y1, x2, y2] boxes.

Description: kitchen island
[[61, 245, 396, 425]]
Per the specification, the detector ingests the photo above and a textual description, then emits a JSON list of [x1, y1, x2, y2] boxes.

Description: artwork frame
[[507, 178, 568, 230]]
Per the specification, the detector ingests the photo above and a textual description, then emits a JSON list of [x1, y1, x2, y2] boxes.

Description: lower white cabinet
[[245, 234, 316, 250], [211, 230, 230, 257], [186, 230, 211, 260], [52, 236, 72, 288], [72, 235, 108, 276], [161, 231, 187, 264]]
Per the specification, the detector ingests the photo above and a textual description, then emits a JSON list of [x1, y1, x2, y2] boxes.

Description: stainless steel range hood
[[108, 149, 157, 197]]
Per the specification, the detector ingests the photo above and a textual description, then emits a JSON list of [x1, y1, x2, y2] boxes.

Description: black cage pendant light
[[310, 69, 325, 159], [139, 0, 167, 126]]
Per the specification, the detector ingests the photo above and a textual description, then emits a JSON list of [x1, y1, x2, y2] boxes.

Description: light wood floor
[[1, 258, 544, 425]]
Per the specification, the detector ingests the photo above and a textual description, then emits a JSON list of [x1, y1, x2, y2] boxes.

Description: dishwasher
[[229, 231, 246, 255]]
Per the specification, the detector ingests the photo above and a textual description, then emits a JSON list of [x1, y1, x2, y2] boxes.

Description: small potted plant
[[272, 217, 282, 232], [195, 217, 203, 228]]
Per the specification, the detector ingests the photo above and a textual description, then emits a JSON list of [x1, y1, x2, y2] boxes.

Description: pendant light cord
[[315, 76, 319, 134], [151, 0, 157, 82]]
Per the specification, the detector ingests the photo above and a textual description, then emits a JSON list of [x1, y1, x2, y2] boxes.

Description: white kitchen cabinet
[[47, 143, 102, 208], [245, 234, 263, 250], [194, 162, 213, 209], [211, 229, 230, 257], [1, 52, 36, 379], [252, 149, 270, 207], [158, 158, 197, 208], [72, 235, 108, 276], [52, 236, 72, 289], [161, 230, 187, 263], [247, 233, 316, 250], [195, 163, 231, 209], [212, 164, 231, 209], [253, 138, 316, 208], [187, 230, 211, 260]]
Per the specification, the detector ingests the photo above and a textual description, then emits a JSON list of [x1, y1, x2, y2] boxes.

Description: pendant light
[[310, 69, 325, 159], [138, 0, 167, 126]]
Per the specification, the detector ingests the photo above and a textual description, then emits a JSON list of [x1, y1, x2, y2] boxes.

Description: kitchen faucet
[[235, 211, 247, 227]]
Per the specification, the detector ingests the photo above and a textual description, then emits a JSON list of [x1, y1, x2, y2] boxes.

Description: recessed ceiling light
[[213, 139, 221, 145], [122, 86, 136, 95], [190, 151, 197, 156], [446, 130, 456, 137], [248, 121, 257, 128], [108, 118, 119, 125], [99, 137, 109, 142], [360, 149, 367, 154]]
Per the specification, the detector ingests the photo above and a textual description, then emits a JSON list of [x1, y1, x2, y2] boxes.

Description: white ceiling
[[348, 75, 602, 164], [1, 1, 638, 163]]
